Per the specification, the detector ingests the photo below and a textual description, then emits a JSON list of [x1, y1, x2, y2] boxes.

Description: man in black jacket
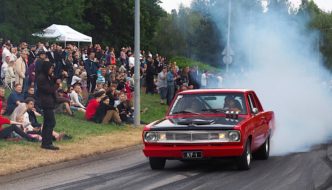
[[84, 51, 99, 93], [28, 45, 37, 66], [37, 61, 60, 150]]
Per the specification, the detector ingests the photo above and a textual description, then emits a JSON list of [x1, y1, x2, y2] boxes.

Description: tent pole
[[78, 42, 80, 48]]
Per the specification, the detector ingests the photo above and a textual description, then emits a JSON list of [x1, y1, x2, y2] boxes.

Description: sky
[[160, 0, 332, 13]]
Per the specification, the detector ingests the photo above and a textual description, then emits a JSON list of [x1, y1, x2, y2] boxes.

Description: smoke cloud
[[206, 1, 332, 155]]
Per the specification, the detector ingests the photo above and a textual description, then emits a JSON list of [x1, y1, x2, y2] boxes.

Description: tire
[[253, 136, 270, 160], [149, 157, 166, 170], [237, 140, 252, 170]]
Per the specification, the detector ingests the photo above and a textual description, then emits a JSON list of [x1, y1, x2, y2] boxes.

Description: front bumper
[[143, 143, 244, 158]]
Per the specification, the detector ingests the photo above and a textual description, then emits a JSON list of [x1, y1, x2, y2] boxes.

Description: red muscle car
[[142, 89, 275, 170]]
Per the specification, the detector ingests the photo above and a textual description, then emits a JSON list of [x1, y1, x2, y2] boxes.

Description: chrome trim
[[143, 130, 241, 143]]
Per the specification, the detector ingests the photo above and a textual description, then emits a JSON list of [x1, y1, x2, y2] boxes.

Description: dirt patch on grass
[[0, 127, 143, 176]]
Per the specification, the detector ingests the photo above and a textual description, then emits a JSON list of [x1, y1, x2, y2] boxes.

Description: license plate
[[182, 151, 203, 159]]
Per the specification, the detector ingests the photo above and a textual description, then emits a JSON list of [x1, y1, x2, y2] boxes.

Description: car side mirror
[[252, 108, 259, 115]]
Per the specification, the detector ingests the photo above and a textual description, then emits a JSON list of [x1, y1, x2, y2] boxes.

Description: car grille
[[162, 131, 224, 143]]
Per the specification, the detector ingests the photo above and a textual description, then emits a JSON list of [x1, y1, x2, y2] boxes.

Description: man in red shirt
[[85, 90, 106, 121]]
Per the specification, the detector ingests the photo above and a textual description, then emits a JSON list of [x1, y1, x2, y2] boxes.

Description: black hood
[[150, 117, 246, 131], [41, 61, 53, 76]]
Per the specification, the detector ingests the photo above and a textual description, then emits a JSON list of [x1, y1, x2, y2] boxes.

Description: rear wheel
[[149, 157, 166, 170], [253, 136, 270, 160], [237, 140, 252, 170]]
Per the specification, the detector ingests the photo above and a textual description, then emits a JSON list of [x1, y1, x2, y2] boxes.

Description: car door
[[247, 93, 266, 150]]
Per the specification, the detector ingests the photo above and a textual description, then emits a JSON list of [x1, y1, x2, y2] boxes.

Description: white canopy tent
[[33, 24, 92, 46]]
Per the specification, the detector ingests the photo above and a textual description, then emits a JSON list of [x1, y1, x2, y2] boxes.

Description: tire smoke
[[207, 1, 332, 155]]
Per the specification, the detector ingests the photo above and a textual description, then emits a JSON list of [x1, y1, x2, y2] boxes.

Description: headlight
[[228, 131, 240, 142], [145, 132, 158, 142], [218, 132, 227, 140], [144, 132, 167, 142]]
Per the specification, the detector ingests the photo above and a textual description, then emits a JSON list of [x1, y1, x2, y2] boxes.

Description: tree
[[0, 0, 48, 43], [84, 0, 165, 50]]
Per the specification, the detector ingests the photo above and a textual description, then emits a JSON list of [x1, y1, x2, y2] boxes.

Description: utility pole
[[223, 0, 233, 74], [134, 0, 140, 126]]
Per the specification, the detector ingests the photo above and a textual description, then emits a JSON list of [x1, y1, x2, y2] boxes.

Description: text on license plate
[[182, 151, 203, 159]]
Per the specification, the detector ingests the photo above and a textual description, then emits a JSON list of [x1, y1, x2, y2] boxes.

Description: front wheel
[[236, 140, 252, 170], [253, 136, 270, 160], [149, 157, 166, 170]]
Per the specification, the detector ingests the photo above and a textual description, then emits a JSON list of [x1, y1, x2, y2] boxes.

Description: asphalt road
[[1, 144, 332, 190]]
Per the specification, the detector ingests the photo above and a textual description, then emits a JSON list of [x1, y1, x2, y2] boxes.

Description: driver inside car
[[223, 96, 242, 113], [184, 98, 203, 113]]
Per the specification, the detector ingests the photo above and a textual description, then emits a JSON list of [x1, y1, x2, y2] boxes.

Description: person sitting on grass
[[71, 68, 82, 86], [69, 83, 86, 113], [11, 98, 68, 141], [85, 90, 106, 121], [117, 92, 134, 124], [25, 98, 69, 141], [106, 84, 119, 107], [0, 86, 7, 114], [93, 96, 121, 124], [5, 84, 24, 115], [24, 86, 42, 114], [0, 100, 36, 141], [55, 89, 74, 116]]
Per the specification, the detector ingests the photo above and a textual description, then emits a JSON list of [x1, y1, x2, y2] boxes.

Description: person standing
[[28, 45, 37, 66], [189, 66, 201, 89], [14, 50, 28, 87], [145, 57, 155, 94], [201, 70, 208, 89], [37, 61, 60, 150], [84, 51, 99, 93], [166, 66, 179, 105], [157, 66, 167, 104], [1, 42, 11, 64]]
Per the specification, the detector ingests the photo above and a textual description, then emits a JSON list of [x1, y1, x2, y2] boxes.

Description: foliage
[[170, 56, 219, 72], [82, 0, 166, 50], [0, 0, 166, 49], [151, 4, 223, 67], [305, 1, 332, 69]]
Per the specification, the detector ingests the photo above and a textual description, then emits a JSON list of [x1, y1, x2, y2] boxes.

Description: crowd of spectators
[[0, 39, 223, 142]]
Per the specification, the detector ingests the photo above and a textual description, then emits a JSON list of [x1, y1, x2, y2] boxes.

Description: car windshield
[[169, 93, 247, 115]]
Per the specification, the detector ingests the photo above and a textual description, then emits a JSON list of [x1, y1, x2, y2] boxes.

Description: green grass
[[141, 92, 168, 123], [0, 92, 168, 148]]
